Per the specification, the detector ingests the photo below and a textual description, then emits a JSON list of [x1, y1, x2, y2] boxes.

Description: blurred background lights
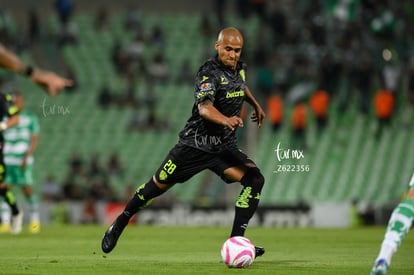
[[382, 48, 392, 61]]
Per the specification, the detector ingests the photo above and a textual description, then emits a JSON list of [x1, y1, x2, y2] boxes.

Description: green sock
[[377, 198, 414, 264], [385, 198, 414, 247], [27, 195, 40, 222]]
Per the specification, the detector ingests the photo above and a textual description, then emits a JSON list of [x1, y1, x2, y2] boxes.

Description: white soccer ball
[[221, 236, 256, 268]]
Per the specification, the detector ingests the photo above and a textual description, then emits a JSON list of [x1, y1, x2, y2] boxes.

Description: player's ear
[[214, 42, 220, 51]]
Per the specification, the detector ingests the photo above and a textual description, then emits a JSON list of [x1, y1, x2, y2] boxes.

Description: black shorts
[[154, 142, 255, 184]]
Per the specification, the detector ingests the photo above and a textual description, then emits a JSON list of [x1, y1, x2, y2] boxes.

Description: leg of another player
[[371, 174, 414, 274], [22, 186, 40, 233], [0, 200, 11, 233], [0, 184, 23, 234]]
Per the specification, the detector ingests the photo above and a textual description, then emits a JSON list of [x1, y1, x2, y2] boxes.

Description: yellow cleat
[[29, 221, 40, 234], [0, 224, 11, 233]]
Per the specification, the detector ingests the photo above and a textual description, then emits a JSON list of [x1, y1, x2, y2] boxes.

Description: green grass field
[[0, 225, 413, 274]]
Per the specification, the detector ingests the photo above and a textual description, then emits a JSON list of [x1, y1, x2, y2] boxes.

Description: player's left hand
[[32, 69, 74, 96], [250, 106, 265, 128]]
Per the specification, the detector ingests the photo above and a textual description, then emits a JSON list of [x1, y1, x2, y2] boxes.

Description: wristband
[[0, 122, 7, 130], [25, 66, 34, 77]]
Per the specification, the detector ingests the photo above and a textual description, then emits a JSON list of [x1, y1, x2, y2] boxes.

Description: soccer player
[[0, 93, 21, 234], [0, 42, 73, 233], [102, 27, 267, 257], [1, 93, 41, 233], [370, 172, 414, 274]]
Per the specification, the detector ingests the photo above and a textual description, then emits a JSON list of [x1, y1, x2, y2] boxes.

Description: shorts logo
[[159, 170, 168, 181], [159, 159, 177, 182], [200, 83, 212, 92]]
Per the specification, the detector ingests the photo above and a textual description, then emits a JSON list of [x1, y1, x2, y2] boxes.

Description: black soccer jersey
[[178, 56, 247, 153], [0, 92, 19, 144]]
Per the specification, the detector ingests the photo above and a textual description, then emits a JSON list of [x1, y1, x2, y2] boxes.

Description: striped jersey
[[3, 110, 40, 165]]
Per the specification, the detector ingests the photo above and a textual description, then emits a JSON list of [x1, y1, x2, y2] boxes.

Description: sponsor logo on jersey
[[220, 76, 228, 85], [197, 90, 215, 99], [226, 90, 245, 98], [200, 82, 212, 92]]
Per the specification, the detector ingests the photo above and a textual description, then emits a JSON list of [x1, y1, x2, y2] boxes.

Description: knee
[[241, 167, 265, 188], [152, 176, 173, 191]]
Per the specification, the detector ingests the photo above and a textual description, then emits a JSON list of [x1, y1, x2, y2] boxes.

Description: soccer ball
[[221, 236, 255, 268]]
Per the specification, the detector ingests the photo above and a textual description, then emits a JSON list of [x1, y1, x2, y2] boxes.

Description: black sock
[[117, 179, 166, 224], [0, 187, 19, 216], [231, 168, 264, 237]]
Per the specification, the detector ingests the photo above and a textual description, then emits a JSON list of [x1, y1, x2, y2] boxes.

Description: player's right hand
[[224, 116, 243, 131]]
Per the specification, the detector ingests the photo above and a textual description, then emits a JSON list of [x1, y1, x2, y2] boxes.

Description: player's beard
[[225, 59, 237, 70]]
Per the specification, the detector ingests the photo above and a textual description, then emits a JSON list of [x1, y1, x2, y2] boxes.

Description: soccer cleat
[[254, 246, 265, 258], [101, 217, 128, 253], [0, 224, 11, 233], [29, 221, 41, 234], [370, 259, 389, 275], [11, 211, 23, 235]]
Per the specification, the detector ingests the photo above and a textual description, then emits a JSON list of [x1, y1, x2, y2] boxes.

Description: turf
[[0, 225, 413, 274]]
